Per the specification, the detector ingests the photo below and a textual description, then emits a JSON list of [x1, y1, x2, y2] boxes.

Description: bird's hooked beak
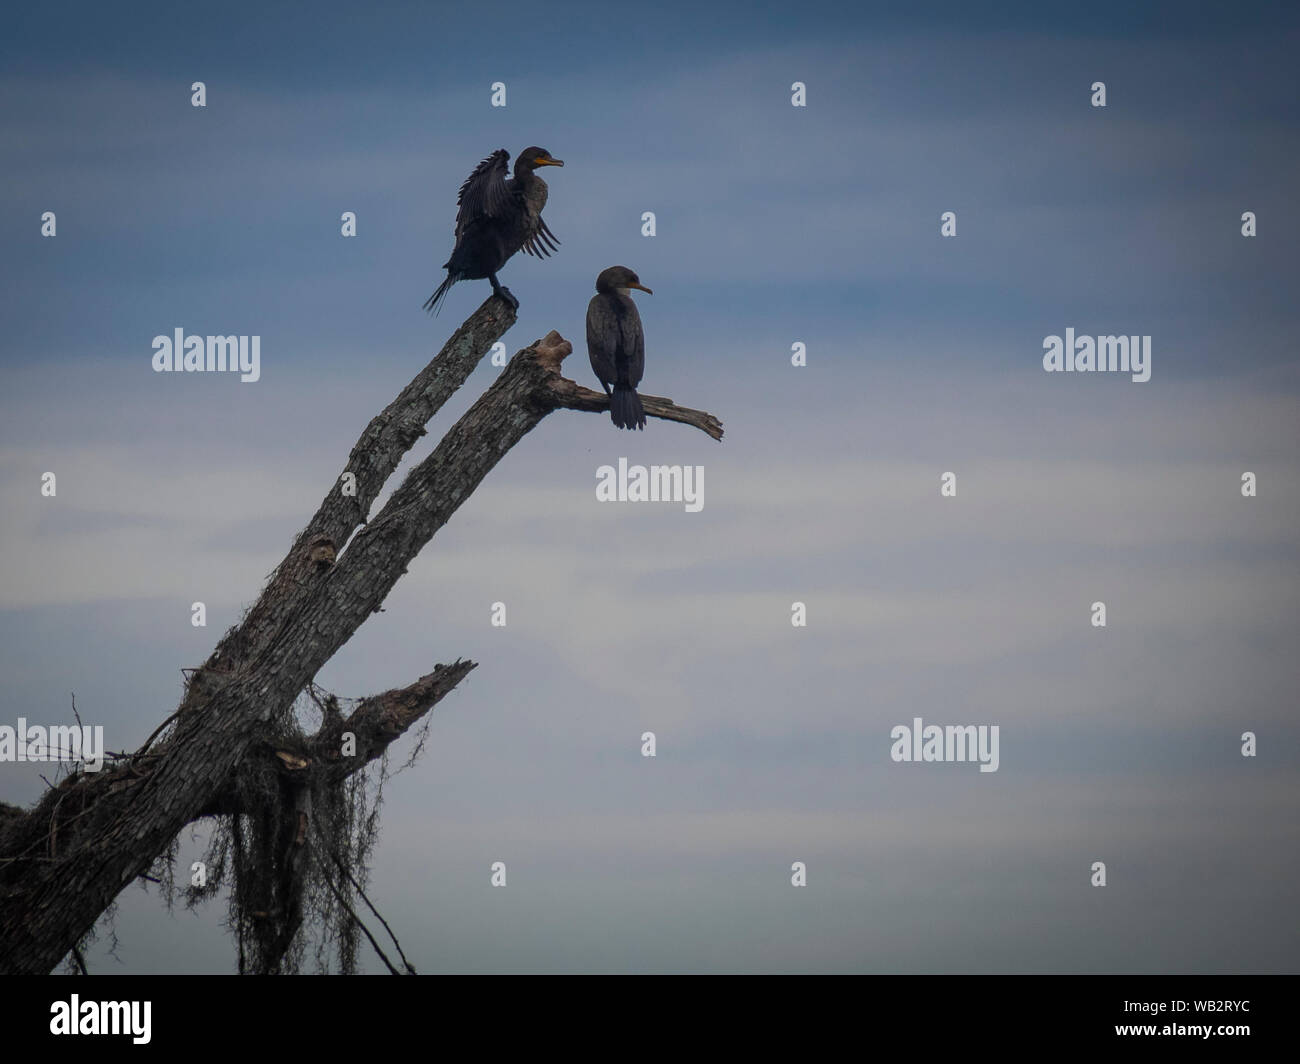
[[627, 282, 653, 295], [535, 156, 564, 167]]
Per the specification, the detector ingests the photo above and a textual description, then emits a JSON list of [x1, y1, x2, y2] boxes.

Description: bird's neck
[[515, 173, 548, 211]]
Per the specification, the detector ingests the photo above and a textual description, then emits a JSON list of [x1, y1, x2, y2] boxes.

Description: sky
[[1, 0, 1298, 973]]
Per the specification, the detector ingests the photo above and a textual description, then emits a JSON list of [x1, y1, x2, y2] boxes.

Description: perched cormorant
[[586, 266, 652, 430], [424, 147, 564, 314]]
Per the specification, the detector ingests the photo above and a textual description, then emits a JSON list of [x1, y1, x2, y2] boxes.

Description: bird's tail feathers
[[611, 385, 646, 430], [423, 273, 458, 316]]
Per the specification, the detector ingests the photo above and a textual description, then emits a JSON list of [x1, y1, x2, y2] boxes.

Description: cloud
[[3, 10, 1298, 973]]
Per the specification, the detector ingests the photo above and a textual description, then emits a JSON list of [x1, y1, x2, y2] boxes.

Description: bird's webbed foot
[[492, 284, 519, 311]]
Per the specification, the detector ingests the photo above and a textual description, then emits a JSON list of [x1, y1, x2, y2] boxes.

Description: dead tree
[[0, 297, 722, 974]]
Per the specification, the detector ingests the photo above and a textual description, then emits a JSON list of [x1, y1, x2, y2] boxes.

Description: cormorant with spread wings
[[424, 147, 564, 314]]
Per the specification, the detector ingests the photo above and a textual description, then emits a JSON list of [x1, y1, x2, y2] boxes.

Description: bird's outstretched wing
[[454, 149, 512, 241], [521, 217, 561, 258]]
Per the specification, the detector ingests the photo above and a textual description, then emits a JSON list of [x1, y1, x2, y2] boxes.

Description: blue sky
[[1, 1, 1298, 972]]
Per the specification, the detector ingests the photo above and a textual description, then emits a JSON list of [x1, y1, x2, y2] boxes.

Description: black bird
[[424, 147, 564, 314], [587, 266, 652, 430]]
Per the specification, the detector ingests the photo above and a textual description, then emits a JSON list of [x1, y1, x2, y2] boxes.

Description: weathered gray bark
[[0, 297, 722, 974]]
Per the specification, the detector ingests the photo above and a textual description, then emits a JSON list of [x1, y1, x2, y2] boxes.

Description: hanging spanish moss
[[168, 683, 415, 974], [32, 652, 465, 975]]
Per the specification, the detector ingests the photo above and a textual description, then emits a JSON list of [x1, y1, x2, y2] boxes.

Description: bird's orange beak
[[535, 157, 564, 167], [628, 282, 653, 295]]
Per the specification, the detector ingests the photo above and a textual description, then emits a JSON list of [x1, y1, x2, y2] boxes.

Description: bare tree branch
[[195, 660, 477, 819], [547, 381, 724, 441], [322, 661, 478, 783], [0, 301, 723, 974], [0, 298, 513, 974]]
